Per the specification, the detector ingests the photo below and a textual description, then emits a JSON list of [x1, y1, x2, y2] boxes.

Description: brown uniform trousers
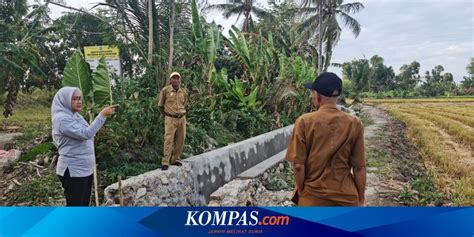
[[158, 85, 187, 166], [163, 116, 186, 165]]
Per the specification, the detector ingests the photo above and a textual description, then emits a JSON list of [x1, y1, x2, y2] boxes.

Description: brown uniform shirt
[[285, 103, 365, 205], [158, 85, 187, 115]]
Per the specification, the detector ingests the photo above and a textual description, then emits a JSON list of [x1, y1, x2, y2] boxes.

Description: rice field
[[368, 99, 474, 205]]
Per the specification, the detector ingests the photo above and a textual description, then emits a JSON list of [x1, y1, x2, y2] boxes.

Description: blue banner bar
[[0, 207, 472, 237]]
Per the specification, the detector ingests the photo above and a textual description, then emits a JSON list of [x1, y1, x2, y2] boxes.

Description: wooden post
[[93, 165, 99, 206], [118, 175, 124, 206]]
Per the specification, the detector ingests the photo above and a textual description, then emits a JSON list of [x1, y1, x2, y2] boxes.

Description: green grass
[[359, 112, 374, 127], [102, 162, 160, 185], [399, 175, 446, 206], [1, 89, 52, 129], [8, 170, 64, 206], [19, 142, 55, 162], [365, 147, 389, 168], [0, 106, 50, 128]]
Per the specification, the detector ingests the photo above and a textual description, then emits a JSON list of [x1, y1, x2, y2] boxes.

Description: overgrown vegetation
[[1, 0, 472, 207], [265, 165, 294, 191], [8, 170, 64, 206], [399, 175, 445, 206]]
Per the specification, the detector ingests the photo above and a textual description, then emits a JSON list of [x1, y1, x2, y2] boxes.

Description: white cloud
[[329, 0, 473, 82]]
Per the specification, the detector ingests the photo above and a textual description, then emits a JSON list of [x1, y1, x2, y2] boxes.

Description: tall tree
[[52, 12, 116, 76], [0, 1, 54, 117], [204, 0, 272, 32], [190, 0, 221, 96], [257, 2, 299, 56], [422, 65, 456, 96], [147, 0, 154, 65], [395, 61, 421, 97], [295, 0, 364, 71], [342, 58, 370, 101], [98, 0, 191, 88], [368, 55, 395, 92], [168, 0, 176, 70], [461, 58, 474, 94]]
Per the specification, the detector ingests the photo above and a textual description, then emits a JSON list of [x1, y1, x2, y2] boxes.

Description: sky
[[43, 0, 474, 82]]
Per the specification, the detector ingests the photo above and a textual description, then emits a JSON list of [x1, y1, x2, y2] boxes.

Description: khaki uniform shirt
[[158, 85, 187, 115], [285, 103, 365, 205]]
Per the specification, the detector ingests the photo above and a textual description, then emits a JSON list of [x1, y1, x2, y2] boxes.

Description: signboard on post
[[84, 45, 121, 75]]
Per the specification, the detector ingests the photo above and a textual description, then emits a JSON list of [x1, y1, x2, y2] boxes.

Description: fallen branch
[[36, 168, 41, 177], [13, 179, 21, 186], [49, 155, 58, 170], [29, 161, 44, 169]]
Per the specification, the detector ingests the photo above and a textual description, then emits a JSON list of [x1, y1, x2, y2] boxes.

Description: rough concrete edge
[[237, 149, 287, 179], [185, 125, 294, 163], [103, 163, 205, 206], [103, 124, 295, 206]]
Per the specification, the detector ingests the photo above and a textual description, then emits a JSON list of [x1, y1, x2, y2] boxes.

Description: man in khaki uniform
[[158, 72, 187, 171], [285, 72, 366, 206]]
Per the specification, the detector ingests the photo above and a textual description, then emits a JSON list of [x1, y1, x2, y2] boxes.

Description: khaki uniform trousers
[[162, 116, 186, 166], [298, 189, 358, 206]]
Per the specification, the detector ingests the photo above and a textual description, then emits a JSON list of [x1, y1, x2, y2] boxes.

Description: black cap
[[304, 72, 342, 97]]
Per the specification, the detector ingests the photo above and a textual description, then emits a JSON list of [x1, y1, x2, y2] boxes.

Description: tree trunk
[[317, 0, 324, 75], [168, 0, 175, 70], [243, 11, 249, 32], [206, 66, 213, 96], [147, 0, 153, 66]]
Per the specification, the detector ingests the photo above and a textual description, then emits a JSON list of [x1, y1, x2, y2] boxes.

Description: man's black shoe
[[161, 165, 169, 170], [172, 161, 182, 166]]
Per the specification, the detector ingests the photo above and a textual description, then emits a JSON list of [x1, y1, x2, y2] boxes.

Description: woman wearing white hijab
[[51, 87, 116, 206]]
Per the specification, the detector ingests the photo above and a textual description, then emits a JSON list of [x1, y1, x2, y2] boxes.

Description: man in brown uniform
[[158, 72, 187, 171], [285, 72, 366, 206]]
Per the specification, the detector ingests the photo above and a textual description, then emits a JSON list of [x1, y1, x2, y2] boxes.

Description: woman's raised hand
[[99, 105, 118, 117]]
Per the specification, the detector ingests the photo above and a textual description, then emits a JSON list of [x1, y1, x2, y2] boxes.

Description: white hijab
[[51, 87, 88, 144]]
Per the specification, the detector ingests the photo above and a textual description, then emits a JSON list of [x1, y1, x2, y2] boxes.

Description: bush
[[399, 175, 445, 206], [102, 162, 160, 185], [184, 122, 210, 155], [224, 107, 272, 138], [19, 142, 55, 162]]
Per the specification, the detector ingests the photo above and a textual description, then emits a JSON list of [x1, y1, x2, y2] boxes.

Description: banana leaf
[[92, 57, 113, 106], [62, 50, 92, 104], [191, 0, 202, 40]]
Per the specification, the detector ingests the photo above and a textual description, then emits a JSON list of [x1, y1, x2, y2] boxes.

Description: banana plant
[[62, 50, 93, 105], [62, 49, 113, 116], [215, 70, 262, 110], [191, 0, 221, 96], [227, 26, 276, 97], [92, 57, 113, 106]]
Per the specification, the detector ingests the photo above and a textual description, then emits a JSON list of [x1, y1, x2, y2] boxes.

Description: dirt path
[[362, 105, 428, 206]]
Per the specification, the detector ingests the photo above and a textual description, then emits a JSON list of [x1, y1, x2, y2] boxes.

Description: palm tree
[[204, 0, 272, 32], [295, 0, 364, 71], [96, 0, 192, 87]]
